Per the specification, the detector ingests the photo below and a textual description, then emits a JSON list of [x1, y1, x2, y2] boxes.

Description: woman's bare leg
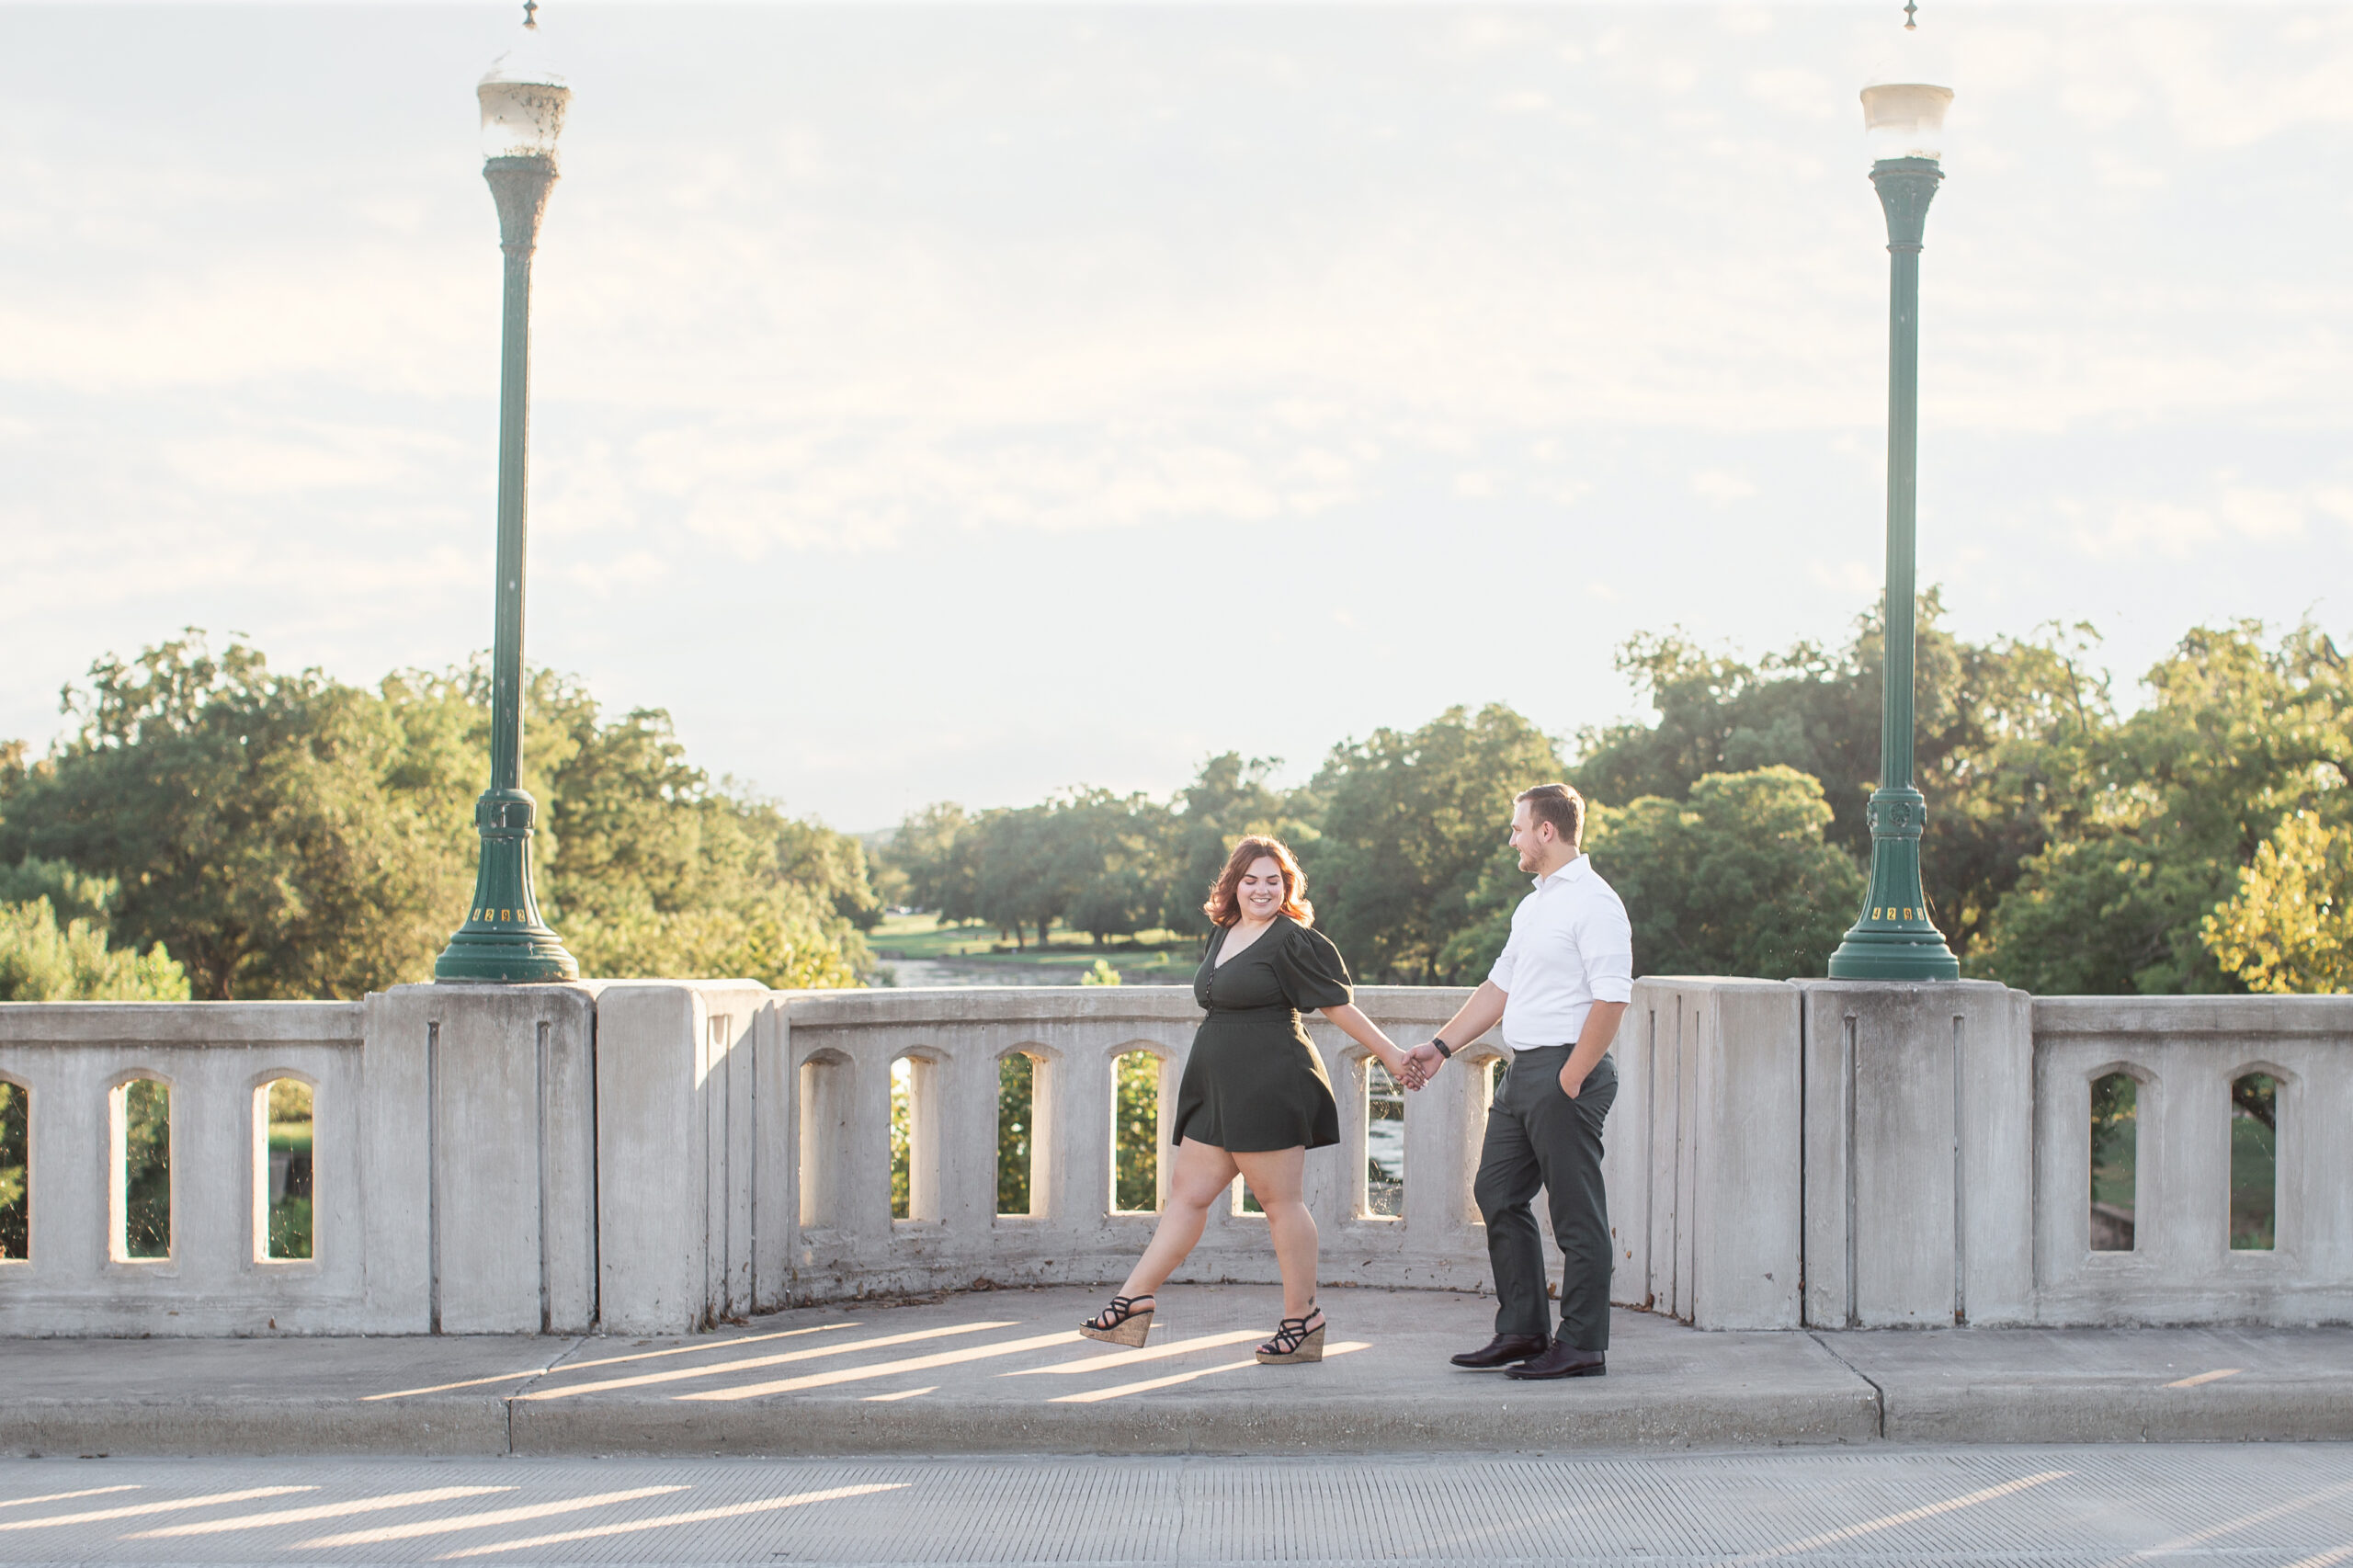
[[1232, 1145, 1318, 1321], [1114, 1138, 1240, 1301]]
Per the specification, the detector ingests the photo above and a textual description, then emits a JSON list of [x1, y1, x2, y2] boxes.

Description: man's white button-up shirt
[[1487, 854, 1635, 1053]]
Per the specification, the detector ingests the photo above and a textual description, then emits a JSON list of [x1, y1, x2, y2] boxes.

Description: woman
[[1081, 835, 1413, 1364]]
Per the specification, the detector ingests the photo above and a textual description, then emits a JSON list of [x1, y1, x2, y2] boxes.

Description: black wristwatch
[[1430, 1036, 1454, 1060]]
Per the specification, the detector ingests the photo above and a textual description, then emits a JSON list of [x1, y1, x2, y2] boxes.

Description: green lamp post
[[436, 17, 580, 983], [1827, 71, 1961, 983]]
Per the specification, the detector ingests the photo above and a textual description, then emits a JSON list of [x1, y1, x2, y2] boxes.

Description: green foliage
[[0, 898, 190, 1002], [267, 1077, 312, 1125], [889, 802, 982, 922], [885, 790, 1173, 950], [0, 635, 476, 999], [1079, 959, 1121, 986], [0, 857, 116, 926], [2088, 1071, 2138, 1255], [2230, 1074, 2278, 1251], [1112, 1051, 1160, 1212], [1974, 622, 2350, 994], [1576, 597, 2111, 960], [1306, 704, 1565, 983], [2203, 812, 2352, 994], [122, 1078, 170, 1258], [0, 1081, 26, 1261], [268, 1197, 313, 1262], [889, 1060, 911, 1221], [1440, 767, 1861, 983], [0, 632, 878, 997], [997, 1053, 1034, 1216], [1158, 753, 1318, 937], [1594, 768, 1865, 981]]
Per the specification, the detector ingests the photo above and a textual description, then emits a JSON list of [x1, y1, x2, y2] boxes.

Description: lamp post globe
[[1825, 59, 1961, 983], [435, 15, 579, 983]]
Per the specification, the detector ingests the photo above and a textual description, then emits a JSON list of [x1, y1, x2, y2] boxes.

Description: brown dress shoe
[[1505, 1338, 1606, 1380], [1449, 1333, 1550, 1370]]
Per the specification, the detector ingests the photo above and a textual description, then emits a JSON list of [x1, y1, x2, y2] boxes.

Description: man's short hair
[[1517, 782, 1586, 846]]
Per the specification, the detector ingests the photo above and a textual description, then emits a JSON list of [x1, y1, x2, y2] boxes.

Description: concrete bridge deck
[[3, 1286, 2347, 1459]]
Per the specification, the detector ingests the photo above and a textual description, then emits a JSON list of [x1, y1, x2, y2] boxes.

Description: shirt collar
[[1531, 853, 1590, 891]]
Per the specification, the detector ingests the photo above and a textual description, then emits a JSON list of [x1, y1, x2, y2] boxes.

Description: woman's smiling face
[[1237, 857, 1286, 922]]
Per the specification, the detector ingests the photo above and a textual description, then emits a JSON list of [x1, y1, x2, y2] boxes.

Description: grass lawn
[[869, 912, 1202, 981]]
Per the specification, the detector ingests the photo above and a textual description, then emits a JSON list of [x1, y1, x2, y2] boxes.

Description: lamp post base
[[1825, 926, 1960, 982], [434, 787, 580, 983], [1826, 785, 1959, 982]]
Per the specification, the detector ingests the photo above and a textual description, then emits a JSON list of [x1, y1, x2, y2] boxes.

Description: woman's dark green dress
[[1171, 915, 1351, 1153]]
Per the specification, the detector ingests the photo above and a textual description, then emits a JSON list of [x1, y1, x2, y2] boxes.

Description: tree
[[886, 802, 983, 922], [0, 897, 190, 1002], [0, 633, 477, 998], [1590, 768, 1863, 980], [1438, 767, 1862, 983], [1051, 790, 1166, 948], [0, 632, 877, 997], [1976, 622, 2350, 994], [1157, 753, 1319, 937], [1306, 704, 1564, 983], [1577, 597, 2111, 961], [2203, 812, 2351, 994], [533, 696, 877, 989], [973, 805, 1061, 948]]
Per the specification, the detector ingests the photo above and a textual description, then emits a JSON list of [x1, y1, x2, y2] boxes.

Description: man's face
[[1508, 801, 1552, 873]]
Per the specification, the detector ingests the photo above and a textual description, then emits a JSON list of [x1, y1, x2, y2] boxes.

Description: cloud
[[2066, 483, 2348, 561], [1692, 471, 1758, 504], [165, 424, 459, 496]]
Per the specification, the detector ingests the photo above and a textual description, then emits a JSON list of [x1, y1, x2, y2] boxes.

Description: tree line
[[5, 601, 2345, 1003], [0, 632, 881, 1000], [881, 597, 2351, 994]]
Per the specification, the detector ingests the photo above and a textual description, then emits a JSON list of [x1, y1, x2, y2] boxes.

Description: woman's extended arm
[[1319, 1003, 1407, 1077]]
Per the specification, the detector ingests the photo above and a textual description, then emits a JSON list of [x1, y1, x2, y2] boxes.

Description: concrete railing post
[[369, 983, 596, 1335], [1619, 979, 1804, 1331], [1797, 979, 2031, 1329]]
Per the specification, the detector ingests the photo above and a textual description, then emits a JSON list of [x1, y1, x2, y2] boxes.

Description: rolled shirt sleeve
[[1581, 892, 1634, 1006], [1487, 931, 1519, 993]]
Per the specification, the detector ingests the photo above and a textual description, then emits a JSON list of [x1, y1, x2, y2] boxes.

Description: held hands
[[1396, 1040, 1447, 1090]]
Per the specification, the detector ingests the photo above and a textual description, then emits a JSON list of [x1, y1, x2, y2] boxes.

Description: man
[[1403, 782, 1631, 1380]]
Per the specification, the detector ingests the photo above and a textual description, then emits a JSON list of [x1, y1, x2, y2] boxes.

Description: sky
[[3, 2, 2348, 832]]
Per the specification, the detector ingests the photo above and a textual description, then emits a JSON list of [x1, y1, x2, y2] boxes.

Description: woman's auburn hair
[[1202, 835, 1315, 928]]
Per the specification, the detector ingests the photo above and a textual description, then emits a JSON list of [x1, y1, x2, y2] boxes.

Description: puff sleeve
[[1274, 924, 1354, 1012]]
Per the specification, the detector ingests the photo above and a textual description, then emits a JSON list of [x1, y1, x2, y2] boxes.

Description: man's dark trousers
[[1474, 1046, 1618, 1351]]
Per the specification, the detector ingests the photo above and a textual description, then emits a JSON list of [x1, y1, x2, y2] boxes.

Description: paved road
[[0, 1447, 2347, 1565]]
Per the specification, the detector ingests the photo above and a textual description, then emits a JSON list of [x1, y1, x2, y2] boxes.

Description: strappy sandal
[[1079, 1293, 1155, 1346], [1256, 1305, 1326, 1364]]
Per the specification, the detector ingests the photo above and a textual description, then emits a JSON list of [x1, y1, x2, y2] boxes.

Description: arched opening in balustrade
[[797, 1050, 852, 1230], [110, 1074, 172, 1262], [2230, 1070, 2279, 1252], [996, 1049, 1049, 1218], [254, 1076, 316, 1262], [1358, 1053, 1405, 1220], [0, 1075, 27, 1263], [1110, 1047, 1166, 1214], [890, 1050, 943, 1223], [1459, 1051, 1505, 1225], [2089, 1068, 2142, 1253]]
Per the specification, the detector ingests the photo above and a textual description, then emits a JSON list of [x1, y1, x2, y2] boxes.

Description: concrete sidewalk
[[2, 1285, 2346, 1458]]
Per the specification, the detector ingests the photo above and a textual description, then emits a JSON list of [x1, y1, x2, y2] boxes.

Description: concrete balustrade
[[0, 978, 2345, 1336], [592, 983, 1527, 1334]]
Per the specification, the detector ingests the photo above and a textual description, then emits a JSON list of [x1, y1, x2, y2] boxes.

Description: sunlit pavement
[[3, 1286, 2350, 1457], [0, 1447, 2349, 1564]]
